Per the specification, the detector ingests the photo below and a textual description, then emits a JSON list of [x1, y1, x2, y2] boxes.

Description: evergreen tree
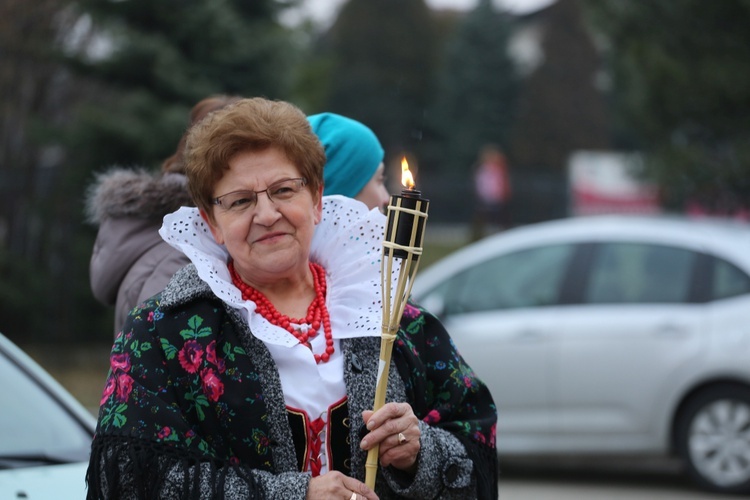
[[583, 0, 750, 211], [432, 0, 518, 176], [66, 0, 297, 170], [0, 0, 298, 343], [323, 0, 438, 165], [0, 0, 87, 343]]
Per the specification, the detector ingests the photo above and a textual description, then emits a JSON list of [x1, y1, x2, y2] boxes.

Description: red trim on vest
[[286, 395, 349, 476]]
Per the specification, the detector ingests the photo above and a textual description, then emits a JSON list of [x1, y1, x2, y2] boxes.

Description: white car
[[0, 333, 96, 499], [411, 215, 750, 494]]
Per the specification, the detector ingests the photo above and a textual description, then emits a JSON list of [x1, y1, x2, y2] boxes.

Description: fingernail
[[366, 419, 375, 430], [360, 438, 368, 449]]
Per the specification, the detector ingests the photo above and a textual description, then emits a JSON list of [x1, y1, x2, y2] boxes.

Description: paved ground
[[497, 458, 732, 499]]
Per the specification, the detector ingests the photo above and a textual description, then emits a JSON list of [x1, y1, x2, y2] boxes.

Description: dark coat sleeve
[[392, 302, 498, 499]]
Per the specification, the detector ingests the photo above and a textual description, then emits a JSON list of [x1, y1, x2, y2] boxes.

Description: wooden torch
[[365, 157, 429, 489]]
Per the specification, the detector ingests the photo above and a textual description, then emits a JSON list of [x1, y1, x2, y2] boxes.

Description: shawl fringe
[[86, 434, 261, 499], [456, 434, 498, 500]]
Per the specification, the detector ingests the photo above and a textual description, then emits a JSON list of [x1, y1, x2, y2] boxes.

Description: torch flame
[[401, 157, 415, 190]]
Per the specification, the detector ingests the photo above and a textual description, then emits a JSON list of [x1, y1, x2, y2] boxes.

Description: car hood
[[0, 461, 89, 499]]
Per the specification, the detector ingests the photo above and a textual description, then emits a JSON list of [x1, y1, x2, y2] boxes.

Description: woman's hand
[[307, 470, 378, 500], [360, 402, 421, 474]]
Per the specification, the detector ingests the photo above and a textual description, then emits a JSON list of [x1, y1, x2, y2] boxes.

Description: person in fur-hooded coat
[[85, 168, 193, 335], [85, 95, 241, 336]]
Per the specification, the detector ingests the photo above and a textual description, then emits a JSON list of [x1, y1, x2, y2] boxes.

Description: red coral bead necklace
[[228, 261, 334, 363]]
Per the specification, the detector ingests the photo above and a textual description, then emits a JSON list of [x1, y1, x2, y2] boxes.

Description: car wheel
[[676, 385, 750, 494]]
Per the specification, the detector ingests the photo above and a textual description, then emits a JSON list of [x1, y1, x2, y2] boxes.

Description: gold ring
[[349, 493, 357, 500], [398, 432, 407, 444]]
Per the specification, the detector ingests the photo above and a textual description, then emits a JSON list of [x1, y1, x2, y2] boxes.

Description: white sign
[[568, 151, 660, 216]]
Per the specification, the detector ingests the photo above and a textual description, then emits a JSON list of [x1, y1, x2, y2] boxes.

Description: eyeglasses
[[212, 177, 308, 212]]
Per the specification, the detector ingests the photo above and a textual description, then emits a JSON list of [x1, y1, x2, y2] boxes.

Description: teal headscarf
[[308, 113, 385, 198]]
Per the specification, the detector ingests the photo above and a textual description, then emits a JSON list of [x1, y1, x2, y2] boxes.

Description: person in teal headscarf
[[308, 112, 390, 212]]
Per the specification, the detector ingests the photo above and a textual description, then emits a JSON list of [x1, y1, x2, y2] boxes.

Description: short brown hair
[[184, 98, 325, 221]]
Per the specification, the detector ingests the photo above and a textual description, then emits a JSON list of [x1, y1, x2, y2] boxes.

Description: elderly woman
[[86, 98, 497, 499]]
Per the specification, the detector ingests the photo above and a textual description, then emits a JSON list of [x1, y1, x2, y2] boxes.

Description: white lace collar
[[159, 195, 395, 346]]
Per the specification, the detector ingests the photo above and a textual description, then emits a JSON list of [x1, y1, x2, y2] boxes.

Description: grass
[[420, 241, 465, 270], [23, 343, 112, 414]]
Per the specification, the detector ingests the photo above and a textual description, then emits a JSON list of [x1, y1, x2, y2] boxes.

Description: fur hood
[[85, 167, 194, 226]]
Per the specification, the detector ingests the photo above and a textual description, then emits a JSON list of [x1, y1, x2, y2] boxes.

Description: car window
[[712, 257, 750, 300], [0, 352, 93, 463], [423, 244, 576, 315], [585, 242, 696, 304]]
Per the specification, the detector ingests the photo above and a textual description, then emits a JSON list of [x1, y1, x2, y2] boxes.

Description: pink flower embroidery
[[157, 427, 171, 439], [115, 372, 134, 402], [100, 375, 116, 406], [110, 353, 131, 372], [424, 409, 442, 424], [206, 340, 226, 373], [474, 431, 486, 445], [252, 429, 271, 455], [206, 340, 217, 362], [201, 367, 224, 402], [179, 340, 203, 374], [403, 303, 419, 319]]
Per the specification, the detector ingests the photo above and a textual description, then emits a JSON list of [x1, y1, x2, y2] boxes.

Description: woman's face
[[355, 162, 389, 212], [201, 147, 322, 287]]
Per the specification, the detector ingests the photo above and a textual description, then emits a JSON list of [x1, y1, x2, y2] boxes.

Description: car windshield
[[0, 351, 93, 467]]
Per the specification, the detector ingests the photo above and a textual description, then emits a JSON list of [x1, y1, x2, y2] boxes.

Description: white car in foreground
[[412, 215, 750, 494], [0, 333, 96, 498]]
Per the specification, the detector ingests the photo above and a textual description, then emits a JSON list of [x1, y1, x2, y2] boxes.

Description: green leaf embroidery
[[222, 341, 234, 361], [113, 413, 127, 428], [180, 315, 213, 339], [129, 340, 141, 358], [161, 338, 177, 360], [406, 315, 425, 334], [185, 390, 210, 421]]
